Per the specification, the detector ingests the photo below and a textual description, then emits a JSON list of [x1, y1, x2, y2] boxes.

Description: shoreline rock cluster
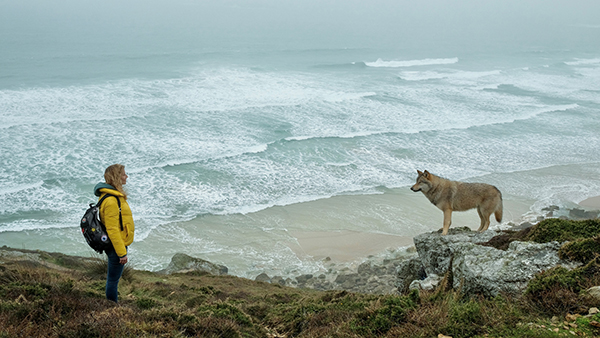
[[253, 253, 412, 295], [251, 205, 599, 295]]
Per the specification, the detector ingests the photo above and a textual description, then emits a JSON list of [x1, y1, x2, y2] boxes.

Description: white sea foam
[[398, 69, 501, 81], [0, 181, 44, 195], [564, 58, 600, 66], [0, 219, 74, 233], [365, 57, 458, 68]]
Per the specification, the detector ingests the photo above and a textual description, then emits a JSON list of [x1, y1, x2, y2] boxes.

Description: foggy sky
[[2, 0, 599, 54]]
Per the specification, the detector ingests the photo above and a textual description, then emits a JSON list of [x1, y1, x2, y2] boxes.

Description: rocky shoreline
[[1, 205, 598, 298], [250, 205, 599, 295]]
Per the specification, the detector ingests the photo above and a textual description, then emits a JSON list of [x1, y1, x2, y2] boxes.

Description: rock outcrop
[[397, 227, 580, 297], [157, 253, 228, 276]]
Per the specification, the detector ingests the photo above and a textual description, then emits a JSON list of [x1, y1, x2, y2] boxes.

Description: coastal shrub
[[442, 298, 485, 338], [558, 236, 600, 263], [277, 303, 328, 336], [527, 266, 581, 294], [527, 218, 600, 243], [0, 282, 50, 301], [243, 302, 270, 321], [194, 317, 244, 338], [526, 257, 600, 314], [185, 295, 207, 308], [7, 247, 600, 338], [197, 302, 253, 327], [350, 295, 416, 336], [83, 255, 135, 282], [136, 296, 157, 309]]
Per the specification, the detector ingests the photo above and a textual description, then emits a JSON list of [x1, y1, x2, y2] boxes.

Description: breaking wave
[[365, 57, 459, 68]]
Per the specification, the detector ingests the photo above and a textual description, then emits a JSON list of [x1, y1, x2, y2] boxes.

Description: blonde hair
[[104, 164, 128, 200]]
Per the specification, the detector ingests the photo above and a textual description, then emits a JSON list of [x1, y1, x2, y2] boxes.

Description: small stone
[[565, 313, 580, 322], [15, 294, 28, 304], [587, 286, 600, 302], [589, 307, 599, 315], [296, 274, 313, 284], [270, 276, 286, 286], [569, 208, 599, 220]]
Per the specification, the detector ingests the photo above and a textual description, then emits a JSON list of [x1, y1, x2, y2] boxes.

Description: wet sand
[[580, 195, 600, 209], [288, 230, 415, 262]]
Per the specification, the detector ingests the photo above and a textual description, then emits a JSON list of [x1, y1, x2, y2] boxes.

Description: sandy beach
[[288, 230, 414, 262], [284, 195, 600, 265], [580, 195, 600, 209]]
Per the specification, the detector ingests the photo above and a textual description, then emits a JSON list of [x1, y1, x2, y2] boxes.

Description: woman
[[93, 164, 135, 303]]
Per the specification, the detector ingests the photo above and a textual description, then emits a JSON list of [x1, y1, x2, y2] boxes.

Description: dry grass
[[2, 258, 600, 338], [3, 218, 600, 337]]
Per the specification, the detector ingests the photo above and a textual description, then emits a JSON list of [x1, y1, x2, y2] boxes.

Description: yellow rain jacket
[[94, 183, 135, 257]]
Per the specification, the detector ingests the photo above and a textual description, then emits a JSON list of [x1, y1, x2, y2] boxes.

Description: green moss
[[559, 236, 600, 263], [526, 266, 582, 295], [574, 313, 600, 337], [527, 218, 600, 243], [525, 257, 600, 314]]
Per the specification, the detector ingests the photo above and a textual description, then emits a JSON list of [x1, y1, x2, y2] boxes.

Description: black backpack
[[80, 194, 123, 254]]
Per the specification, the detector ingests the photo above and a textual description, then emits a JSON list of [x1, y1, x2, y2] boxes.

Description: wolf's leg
[[442, 209, 452, 235], [476, 208, 485, 232], [482, 218, 491, 231], [478, 207, 492, 232]]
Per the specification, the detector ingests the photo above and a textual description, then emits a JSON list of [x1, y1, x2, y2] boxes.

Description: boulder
[[398, 227, 580, 297], [569, 208, 600, 220], [270, 276, 287, 286], [295, 274, 313, 285], [413, 227, 498, 276], [452, 240, 579, 297], [255, 273, 270, 282], [158, 253, 228, 275], [396, 256, 425, 293]]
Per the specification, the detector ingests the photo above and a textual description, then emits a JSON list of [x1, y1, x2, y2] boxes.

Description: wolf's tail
[[495, 190, 503, 223]]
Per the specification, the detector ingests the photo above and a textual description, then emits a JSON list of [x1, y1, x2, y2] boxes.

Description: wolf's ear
[[423, 170, 430, 178], [417, 170, 423, 176]]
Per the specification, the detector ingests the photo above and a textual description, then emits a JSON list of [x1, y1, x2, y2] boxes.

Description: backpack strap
[[97, 194, 124, 232]]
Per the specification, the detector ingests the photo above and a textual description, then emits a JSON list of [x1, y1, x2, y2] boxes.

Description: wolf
[[410, 170, 503, 235]]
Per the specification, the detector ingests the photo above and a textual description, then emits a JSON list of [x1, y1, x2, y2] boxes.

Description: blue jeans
[[105, 246, 126, 302]]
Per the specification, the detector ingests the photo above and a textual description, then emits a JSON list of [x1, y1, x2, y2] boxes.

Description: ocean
[[1, 1, 600, 279]]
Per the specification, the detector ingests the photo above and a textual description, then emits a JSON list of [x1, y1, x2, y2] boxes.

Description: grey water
[[1, 1, 600, 278]]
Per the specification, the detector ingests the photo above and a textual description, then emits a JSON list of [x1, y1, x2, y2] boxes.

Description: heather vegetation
[[1, 218, 600, 337]]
